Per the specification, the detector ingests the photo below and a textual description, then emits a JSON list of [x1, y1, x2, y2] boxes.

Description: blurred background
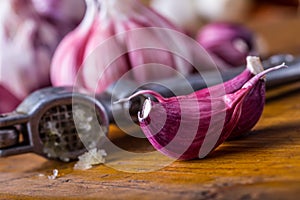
[[144, 0, 300, 57]]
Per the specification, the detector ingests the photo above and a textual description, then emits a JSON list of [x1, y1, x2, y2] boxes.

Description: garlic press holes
[[38, 104, 84, 159]]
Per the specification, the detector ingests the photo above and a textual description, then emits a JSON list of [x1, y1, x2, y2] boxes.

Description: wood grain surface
[[1, 4, 300, 200], [0, 82, 299, 200]]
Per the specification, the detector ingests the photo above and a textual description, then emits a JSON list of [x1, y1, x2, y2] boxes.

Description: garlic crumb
[[37, 173, 45, 177], [48, 169, 59, 180], [74, 148, 107, 170]]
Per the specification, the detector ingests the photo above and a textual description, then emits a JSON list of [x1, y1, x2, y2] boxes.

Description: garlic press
[[0, 54, 299, 161], [0, 87, 110, 162]]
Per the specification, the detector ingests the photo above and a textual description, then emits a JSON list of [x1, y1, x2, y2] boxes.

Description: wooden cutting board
[[0, 82, 299, 200], [1, 6, 300, 200]]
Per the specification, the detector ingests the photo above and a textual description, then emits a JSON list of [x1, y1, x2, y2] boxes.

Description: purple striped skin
[[56, 0, 194, 94], [135, 62, 286, 160], [139, 88, 247, 160], [196, 67, 266, 139], [229, 80, 265, 139], [50, 0, 98, 87]]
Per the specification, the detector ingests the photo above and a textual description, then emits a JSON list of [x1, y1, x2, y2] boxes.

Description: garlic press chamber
[[0, 87, 109, 162]]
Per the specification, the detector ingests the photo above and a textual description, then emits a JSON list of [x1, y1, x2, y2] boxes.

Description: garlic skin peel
[[123, 57, 286, 160]]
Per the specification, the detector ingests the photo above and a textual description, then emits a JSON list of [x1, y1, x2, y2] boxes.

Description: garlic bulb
[[118, 57, 286, 160], [0, 1, 53, 101], [0, 0, 84, 113], [51, 0, 194, 93], [197, 22, 256, 69]]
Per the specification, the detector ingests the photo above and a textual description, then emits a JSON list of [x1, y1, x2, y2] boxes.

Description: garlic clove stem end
[[138, 98, 152, 121]]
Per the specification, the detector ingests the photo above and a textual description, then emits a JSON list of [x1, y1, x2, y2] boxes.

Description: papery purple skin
[[194, 62, 265, 139], [138, 81, 248, 160], [229, 82, 265, 139], [197, 22, 255, 69], [135, 59, 286, 160], [124, 6, 194, 81]]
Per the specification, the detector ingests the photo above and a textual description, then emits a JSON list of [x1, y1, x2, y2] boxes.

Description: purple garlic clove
[[195, 56, 266, 139], [197, 22, 256, 69], [119, 56, 286, 160]]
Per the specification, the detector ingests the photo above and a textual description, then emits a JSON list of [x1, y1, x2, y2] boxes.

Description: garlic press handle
[[0, 112, 29, 127], [0, 128, 18, 149], [138, 54, 300, 97], [0, 112, 33, 156]]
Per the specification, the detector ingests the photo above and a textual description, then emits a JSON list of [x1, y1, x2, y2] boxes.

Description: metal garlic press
[[0, 87, 110, 162], [0, 54, 299, 161]]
